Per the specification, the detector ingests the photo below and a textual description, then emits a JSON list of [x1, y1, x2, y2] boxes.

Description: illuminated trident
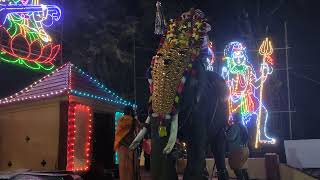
[[255, 38, 274, 148]]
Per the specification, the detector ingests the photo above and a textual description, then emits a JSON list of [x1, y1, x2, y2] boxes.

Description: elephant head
[[130, 8, 211, 154], [151, 8, 210, 113]]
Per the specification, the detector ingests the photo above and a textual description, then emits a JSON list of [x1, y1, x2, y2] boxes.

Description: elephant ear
[[146, 67, 152, 83], [216, 74, 229, 102]]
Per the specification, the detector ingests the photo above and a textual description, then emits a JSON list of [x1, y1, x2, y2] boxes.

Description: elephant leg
[[211, 129, 229, 180], [234, 169, 245, 180], [183, 117, 208, 180], [242, 169, 250, 180], [150, 118, 178, 180]]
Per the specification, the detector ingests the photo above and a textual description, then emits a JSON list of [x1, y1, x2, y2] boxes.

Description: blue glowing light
[[72, 66, 136, 108], [114, 111, 124, 165]]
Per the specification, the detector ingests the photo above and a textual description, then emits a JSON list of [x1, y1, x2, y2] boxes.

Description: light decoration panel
[[67, 103, 93, 172], [0, 0, 61, 71], [221, 39, 276, 148], [114, 111, 124, 165], [0, 63, 67, 105]]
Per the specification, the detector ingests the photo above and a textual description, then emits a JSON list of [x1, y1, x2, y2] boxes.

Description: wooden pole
[[265, 153, 281, 180]]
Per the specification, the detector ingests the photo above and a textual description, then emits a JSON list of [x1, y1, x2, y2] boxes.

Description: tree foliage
[[63, 0, 141, 98], [62, 0, 290, 100]]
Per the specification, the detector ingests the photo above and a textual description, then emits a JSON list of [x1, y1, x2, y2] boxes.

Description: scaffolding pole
[[133, 32, 137, 106], [285, 21, 293, 140]]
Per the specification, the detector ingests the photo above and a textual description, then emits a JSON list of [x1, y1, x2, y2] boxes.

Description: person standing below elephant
[[226, 112, 250, 180], [142, 133, 151, 171], [114, 106, 140, 180]]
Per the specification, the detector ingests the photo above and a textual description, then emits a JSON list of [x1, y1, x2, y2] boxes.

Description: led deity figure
[[0, 0, 61, 70], [221, 41, 276, 147]]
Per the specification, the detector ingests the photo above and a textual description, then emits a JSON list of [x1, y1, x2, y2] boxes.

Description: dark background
[[0, 0, 319, 140]]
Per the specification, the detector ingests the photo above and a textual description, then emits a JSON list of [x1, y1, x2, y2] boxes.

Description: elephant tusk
[[163, 114, 178, 154]]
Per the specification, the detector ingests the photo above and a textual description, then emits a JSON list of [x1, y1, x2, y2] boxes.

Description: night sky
[[0, 0, 319, 139]]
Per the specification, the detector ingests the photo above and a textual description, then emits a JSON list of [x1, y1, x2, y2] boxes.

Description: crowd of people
[[114, 106, 250, 180]]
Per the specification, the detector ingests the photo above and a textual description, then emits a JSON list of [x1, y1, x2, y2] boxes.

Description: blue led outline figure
[[114, 111, 124, 165], [221, 41, 275, 145]]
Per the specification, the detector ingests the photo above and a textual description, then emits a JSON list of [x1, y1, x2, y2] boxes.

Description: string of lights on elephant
[[205, 41, 215, 72], [0, 0, 61, 71], [149, 9, 206, 116], [221, 39, 276, 147]]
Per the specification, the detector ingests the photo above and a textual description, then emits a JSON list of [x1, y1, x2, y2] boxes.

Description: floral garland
[[148, 9, 209, 118]]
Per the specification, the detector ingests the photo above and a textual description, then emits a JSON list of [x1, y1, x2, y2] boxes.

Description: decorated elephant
[[130, 9, 229, 180]]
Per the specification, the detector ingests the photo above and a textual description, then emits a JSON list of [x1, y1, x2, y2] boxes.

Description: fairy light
[[66, 103, 76, 171], [0, 0, 61, 71], [0, 63, 136, 107], [72, 65, 136, 108], [0, 61, 136, 171], [70, 90, 130, 106], [206, 41, 215, 72], [221, 41, 276, 147], [0, 63, 68, 105], [67, 103, 93, 172]]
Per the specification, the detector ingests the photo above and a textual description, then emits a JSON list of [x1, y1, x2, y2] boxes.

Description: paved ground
[[139, 169, 220, 180], [302, 169, 320, 179]]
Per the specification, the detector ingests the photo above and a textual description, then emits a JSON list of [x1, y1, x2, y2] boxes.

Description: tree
[[63, 0, 142, 99]]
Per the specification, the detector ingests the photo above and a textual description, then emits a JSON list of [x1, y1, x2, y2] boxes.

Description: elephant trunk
[[129, 116, 150, 150]]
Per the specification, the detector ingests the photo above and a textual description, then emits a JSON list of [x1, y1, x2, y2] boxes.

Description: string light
[[0, 63, 136, 107], [70, 90, 129, 106], [73, 65, 136, 108], [66, 103, 76, 171], [0, 0, 61, 71], [206, 41, 215, 72], [0, 62, 136, 171], [66, 103, 92, 172], [0, 63, 68, 104], [221, 41, 276, 148]]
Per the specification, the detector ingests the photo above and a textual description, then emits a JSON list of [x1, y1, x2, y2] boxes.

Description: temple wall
[[0, 102, 60, 171]]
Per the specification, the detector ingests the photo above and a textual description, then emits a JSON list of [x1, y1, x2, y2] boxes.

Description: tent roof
[[0, 63, 135, 107]]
